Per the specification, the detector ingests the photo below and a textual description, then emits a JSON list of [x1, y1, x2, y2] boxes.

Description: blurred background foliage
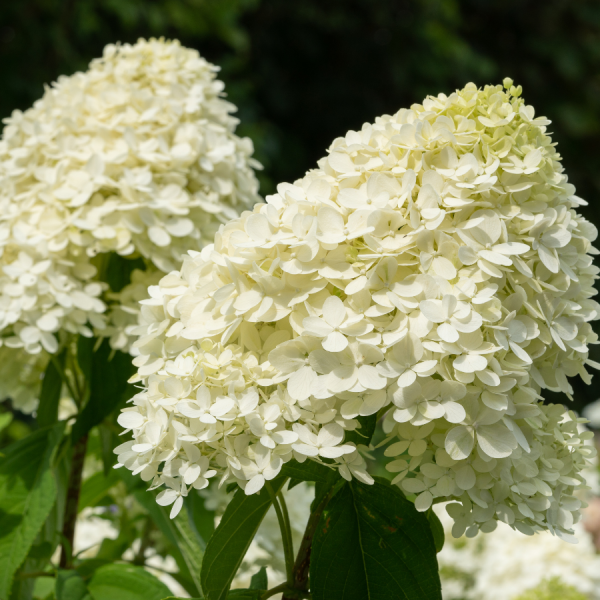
[[2, 0, 600, 418]]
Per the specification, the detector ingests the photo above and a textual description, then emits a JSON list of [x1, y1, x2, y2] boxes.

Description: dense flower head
[[0, 38, 260, 409], [118, 80, 598, 537], [0, 346, 47, 414]]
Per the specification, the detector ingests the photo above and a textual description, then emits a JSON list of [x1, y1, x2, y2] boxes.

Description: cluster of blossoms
[[117, 80, 599, 538], [0, 346, 47, 413], [435, 459, 600, 600], [0, 38, 260, 410]]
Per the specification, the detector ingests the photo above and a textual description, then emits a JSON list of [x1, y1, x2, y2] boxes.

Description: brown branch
[[59, 433, 88, 568], [281, 482, 340, 600]]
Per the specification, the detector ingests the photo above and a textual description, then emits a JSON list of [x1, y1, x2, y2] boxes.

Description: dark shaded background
[[2, 0, 600, 412]]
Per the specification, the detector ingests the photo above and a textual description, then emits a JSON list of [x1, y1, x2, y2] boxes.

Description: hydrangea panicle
[[118, 80, 599, 539], [0, 38, 260, 411]]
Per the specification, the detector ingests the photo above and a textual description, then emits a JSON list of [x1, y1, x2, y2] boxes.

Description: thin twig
[[281, 480, 343, 600], [261, 583, 289, 599], [50, 353, 78, 402], [278, 489, 294, 560], [265, 481, 294, 584]]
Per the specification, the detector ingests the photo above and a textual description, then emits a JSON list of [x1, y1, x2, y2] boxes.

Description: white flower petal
[[245, 474, 266, 495], [445, 425, 475, 460], [477, 423, 517, 458], [117, 412, 145, 429], [322, 295, 345, 328], [453, 353, 487, 373], [287, 366, 317, 401], [322, 331, 348, 352]]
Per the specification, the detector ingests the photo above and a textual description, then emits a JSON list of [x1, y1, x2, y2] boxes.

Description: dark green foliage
[[71, 340, 136, 443], [0, 425, 64, 598], [427, 509, 445, 553], [249, 567, 267, 591], [188, 490, 216, 544], [200, 477, 286, 600], [87, 564, 172, 600], [134, 491, 205, 596], [55, 570, 91, 600], [76, 337, 95, 386], [280, 459, 336, 484], [102, 254, 147, 295], [344, 413, 379, 447], [310, 478, 442, 600], [37, 352, 66, 428], [78, 471, 120, 511]]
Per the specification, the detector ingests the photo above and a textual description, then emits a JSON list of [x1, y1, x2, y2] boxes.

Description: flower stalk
[[266, 481, 295, 584]]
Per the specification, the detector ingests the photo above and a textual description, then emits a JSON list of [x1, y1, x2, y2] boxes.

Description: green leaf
[[201, 477, 286, 600], [134, 492, 204, 596], [312, 468, 342, 512], [103, 254, 146, 294], [71, 340, 135, 443], [171, 503, 205, 593], [87, 564, 171, 600], [13, 449, 71, 600], [249, 567, 267, 591], [37, 351, 65, 428], [78, 470, 120, 511], [94, 530, 132, 562], [188, 490, 215, 545], [76, 337, 95, 386], [426, 508, 445, 553], [286, 477, 303, 490], [344, 413, 378, 447], [310, 478, 442, 600], [27, 541, 54, 560], [0, 412, 13, 434], [73, 559, 111, 579], [32, 575, 56, 600], [56, 570, 90, 600], [38, 445, 72, 568], [280, 459, 335, 484], [134, 491, 178, 546], [98, 425, 117, 477], [0, 424, 64, 598], [161, 598, 203, 600]]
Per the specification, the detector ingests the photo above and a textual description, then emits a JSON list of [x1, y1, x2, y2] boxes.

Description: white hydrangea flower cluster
[[0, 346, 47, 413], [117, 80, 599, 535], [436, 487, 600, 600], [0, 38, 260, 410]]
